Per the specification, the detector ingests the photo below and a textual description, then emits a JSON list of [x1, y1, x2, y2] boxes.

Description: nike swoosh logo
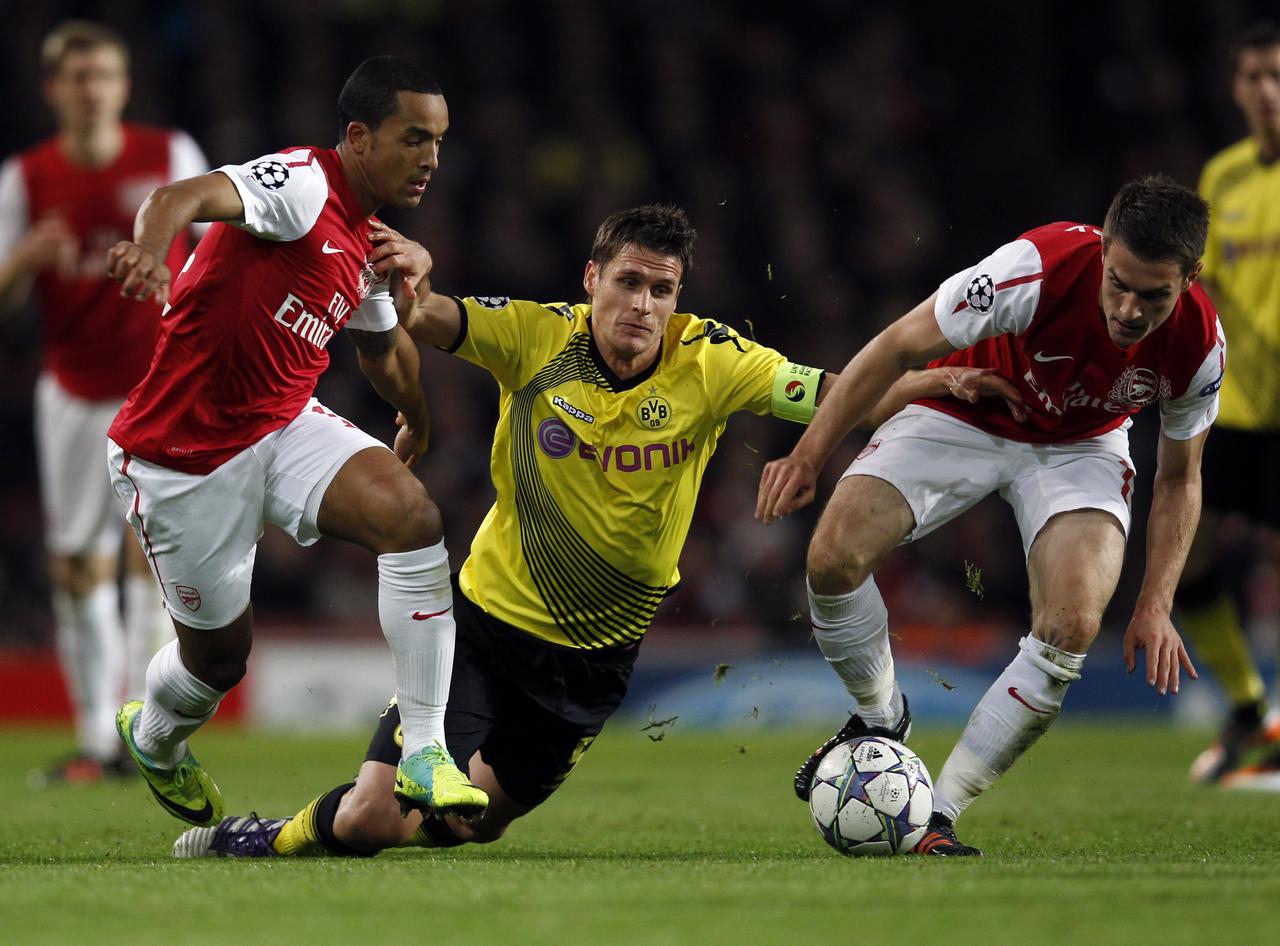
[[1008, 686, 1051, 714], [148, 784, 215, 824], [321, 240, 344, 255], [411, 606, 453, 621], [1033, 351, 1073, 363]]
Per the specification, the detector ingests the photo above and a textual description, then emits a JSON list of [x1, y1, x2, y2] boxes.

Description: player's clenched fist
[[106, 240, 171, 305]]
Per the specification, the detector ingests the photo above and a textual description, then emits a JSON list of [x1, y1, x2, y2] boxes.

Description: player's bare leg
[[317, 446, 486, 818], [795, 474, 915, 799], [932, 510, 1124, 825], [121, 531, 174, 703], [44, 551, 125, 782]]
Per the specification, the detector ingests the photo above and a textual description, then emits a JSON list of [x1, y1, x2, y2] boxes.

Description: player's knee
[[371, 478, 443, 554], [51, 554, 97, 596], [1031, 612, 1102, 653], [806, 541, 874, 595], [449, 815, 509, 844]]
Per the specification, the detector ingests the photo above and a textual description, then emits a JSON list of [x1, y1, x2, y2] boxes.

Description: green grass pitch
[[2, 722, 1278, 946]]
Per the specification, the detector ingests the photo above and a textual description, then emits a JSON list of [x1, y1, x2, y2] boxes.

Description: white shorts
[[107, 398, 388, 630], [843, 405, 1135, 557], [35, 373, 126, 556]]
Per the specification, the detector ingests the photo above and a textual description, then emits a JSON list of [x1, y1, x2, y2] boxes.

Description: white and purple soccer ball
[[808, 735, 933, 856]]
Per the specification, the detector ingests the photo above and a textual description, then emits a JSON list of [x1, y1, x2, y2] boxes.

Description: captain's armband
[[771, 361, 824, 423]]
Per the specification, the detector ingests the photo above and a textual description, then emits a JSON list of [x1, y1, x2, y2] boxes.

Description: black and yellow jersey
[[448, 297, 816, 649], [1199, 138, 1280, 429]]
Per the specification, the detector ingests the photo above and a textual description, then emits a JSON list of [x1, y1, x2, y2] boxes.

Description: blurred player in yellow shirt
[[1179, 20, 1280, 787]]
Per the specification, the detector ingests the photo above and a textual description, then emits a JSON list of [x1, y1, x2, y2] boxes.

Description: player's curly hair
[[1102, 175, 1209, 276], [590, 205, 698, 278], [337, 56, 442, 137]]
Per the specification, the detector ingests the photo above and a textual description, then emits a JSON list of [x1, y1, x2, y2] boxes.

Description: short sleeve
[[687, 318, 786, 418], [0, 158, 29, 260], [345, 275, 398, 333], [453, 296, 558, 391], [1160, 317, 1225, 440], [933, 238, 1044, 348], [216, 150, 327, 242]]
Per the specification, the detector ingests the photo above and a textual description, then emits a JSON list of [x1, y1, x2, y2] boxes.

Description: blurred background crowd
[[0, 0, 1275, 659]]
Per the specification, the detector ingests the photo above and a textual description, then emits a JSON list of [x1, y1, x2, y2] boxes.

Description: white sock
[[52, 585, 124, 761], [933, 636, 1085, 821], [123, 574, 174, 701], [378, 541, 454, 757], [808, 576, 902, 729], [133, 639, 224, 769]]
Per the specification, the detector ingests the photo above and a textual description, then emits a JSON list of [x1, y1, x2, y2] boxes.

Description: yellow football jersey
[[1198, 138, 1280, 429], [450, 297, 794, 649]]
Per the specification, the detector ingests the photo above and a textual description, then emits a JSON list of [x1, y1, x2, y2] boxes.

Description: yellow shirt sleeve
[[687, 317, 788, 418], [451, 297, 576, 391]]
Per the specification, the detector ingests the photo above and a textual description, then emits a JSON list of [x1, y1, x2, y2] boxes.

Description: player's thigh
[[263, 398, 439, 553], [34, 373, 123, 563], [1025, 510, 1126, 652], [107, 439, 263, 630], [810, 407, 1005, 590]]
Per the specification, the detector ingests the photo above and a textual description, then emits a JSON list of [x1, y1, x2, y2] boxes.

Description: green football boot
[[116, 700, 225, 826], [394, 742, 488, 819]]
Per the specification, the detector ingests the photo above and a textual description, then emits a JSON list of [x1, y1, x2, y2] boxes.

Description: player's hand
[[18, 216, 78, 278], [367, 220, 432, 301], [756, 453, 818, 523], [106, 241, 171, 305], [393, 410, 430, 467], [1122, 609, 1197, 696], [943, 368, 1027, 422]]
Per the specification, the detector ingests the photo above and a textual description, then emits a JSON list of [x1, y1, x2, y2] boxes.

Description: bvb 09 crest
[[637, 395, 671, 430]]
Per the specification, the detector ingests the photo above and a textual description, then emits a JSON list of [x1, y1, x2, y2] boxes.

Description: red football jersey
[[0, 124, 207, 399], [917, 222, 1225, 443], [108, 147, 398, 474]]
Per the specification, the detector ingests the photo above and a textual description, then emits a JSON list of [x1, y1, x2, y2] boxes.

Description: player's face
[[584, 246, 683, 372], [45, 46, 129, 134], [363, 91, 449, 209], [1098, 240, 1200, 348], [1233, 45, 1280, 142]]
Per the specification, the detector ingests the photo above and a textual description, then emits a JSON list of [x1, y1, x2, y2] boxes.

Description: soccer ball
[[808, 735, 933, 856]]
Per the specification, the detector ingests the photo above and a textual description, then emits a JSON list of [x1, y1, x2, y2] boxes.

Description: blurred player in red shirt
[[759, 176, 1221, 855], [0, 21, 207, 784], [104, 56, 486, 829]]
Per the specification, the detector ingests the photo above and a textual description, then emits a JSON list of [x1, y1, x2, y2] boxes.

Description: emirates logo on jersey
[[1107, 367, 1171, 409]]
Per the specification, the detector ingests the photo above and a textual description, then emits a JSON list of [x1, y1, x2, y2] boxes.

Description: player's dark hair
[[1230, 19, 1280, 69], [590, 205, 698, 279], [337, 56, 442, 137], [1102, 175, 1209, 276], [42, 20, 129, 76]]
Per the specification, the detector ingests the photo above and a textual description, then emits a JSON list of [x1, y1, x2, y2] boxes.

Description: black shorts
[[364, 577, 639, 807], [1200, 426, 1280, 528]]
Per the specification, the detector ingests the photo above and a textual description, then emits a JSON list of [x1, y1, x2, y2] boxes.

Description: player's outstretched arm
[[756, 293, 954, 523], [857, 366, 1027, 430], [351, 325, 430, 467], [106, 172, 245, 304], [1122, 428, 1208, 695]]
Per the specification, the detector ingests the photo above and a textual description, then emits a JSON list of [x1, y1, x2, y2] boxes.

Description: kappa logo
[[176, 585, 202, 612], [680, 321, 746, 353]]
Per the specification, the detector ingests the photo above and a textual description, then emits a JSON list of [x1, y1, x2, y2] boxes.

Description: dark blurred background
[[1, 0, 1276, 661]]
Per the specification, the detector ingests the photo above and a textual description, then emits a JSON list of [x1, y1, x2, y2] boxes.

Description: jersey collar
[[585, 316, 661, 392]]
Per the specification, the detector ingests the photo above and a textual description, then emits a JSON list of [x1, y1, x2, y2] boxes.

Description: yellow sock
[[398, 823, 433, 848], [1180, 594, 1265, 707], [271, 795, 330, 857]]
